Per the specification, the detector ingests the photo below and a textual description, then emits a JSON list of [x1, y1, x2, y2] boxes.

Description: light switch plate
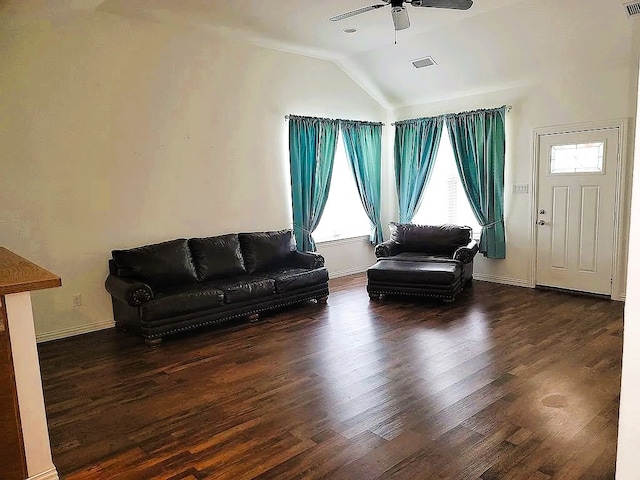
[[512, 184, 529, 194]]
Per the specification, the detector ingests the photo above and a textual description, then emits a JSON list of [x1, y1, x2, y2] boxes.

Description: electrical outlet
[[512, 184, 529, 194], [72, 294, 83, 307]]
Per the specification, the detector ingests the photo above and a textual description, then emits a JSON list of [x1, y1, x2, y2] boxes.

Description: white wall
[[391, 66, 637, 291], [0, 11, 385, 340], [2, 6, 637, 341], [317, 237, 377, 279], [617, 60, 640, 480]]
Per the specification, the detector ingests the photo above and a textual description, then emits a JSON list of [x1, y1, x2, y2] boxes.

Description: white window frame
[[312, 132, 372, 244], [413, 131, 482, 240]]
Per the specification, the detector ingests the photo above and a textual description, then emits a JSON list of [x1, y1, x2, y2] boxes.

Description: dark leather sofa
[[105, 229, 329, 345], [368, 223, 479, 301]]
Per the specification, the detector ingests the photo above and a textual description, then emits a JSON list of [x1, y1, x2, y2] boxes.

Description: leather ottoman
[[367, 258, 464, 302]]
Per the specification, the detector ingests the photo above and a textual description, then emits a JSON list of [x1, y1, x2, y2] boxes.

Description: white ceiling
[[5, 0, 638, 108]]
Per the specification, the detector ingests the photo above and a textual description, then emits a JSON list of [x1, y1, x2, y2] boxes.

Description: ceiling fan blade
[[329, 4, 386, 22], [410, 0, 473, 10]]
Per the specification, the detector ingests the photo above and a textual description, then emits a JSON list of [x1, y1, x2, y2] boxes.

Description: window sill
[[315, 234, 370, 246]]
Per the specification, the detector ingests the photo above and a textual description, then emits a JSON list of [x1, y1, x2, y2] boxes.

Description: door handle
[[538, 220, 546, 226]]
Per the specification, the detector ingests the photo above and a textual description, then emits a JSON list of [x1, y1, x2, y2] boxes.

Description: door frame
[[530, 119, 629, 300]]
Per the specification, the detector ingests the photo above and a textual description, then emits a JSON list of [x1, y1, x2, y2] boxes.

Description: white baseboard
[[36, 320, 115, 343], [329, 266, 368, 279], [329, 269, 533, 286], [29, 467, 59, 480], [474, 273, 532, 288]]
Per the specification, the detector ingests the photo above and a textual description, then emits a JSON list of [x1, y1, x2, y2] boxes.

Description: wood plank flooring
[[38, 276, 623, 479]]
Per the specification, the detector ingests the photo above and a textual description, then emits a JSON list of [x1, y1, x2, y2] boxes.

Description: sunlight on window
[[313, 133, 371, 243], [413, 131, 481, 236], [550, 142, 604, 173]]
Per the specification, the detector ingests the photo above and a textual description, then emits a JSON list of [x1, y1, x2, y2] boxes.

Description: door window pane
[[550, 142, 604, 174]]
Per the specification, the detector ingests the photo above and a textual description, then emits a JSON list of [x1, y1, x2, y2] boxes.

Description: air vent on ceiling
[[625, 1, 640, 16], [412, 56, 437, 69]]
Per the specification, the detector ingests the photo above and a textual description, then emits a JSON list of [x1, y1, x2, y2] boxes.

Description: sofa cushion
[[205, 275, 276, 304], [141, 284, 225, 321], [267, 267, 329, 293], [189, 234, 246, 281], [239, 230, 296, 274], [112, 239, 198, 288], [389, 223, 471, 255]]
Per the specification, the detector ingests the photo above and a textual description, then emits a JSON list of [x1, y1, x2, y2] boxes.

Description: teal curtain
[[288, 115, 339, 251], [394, 116, 444, 223], [446, 106, 506, 259], [340, 121, 383, 244]]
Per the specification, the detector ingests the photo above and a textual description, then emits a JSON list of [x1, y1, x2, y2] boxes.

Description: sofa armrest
[[287, 250, 325, 269], [105, 275, 154, 306], [453, 240, 479, 264], [375, 241, 402, 258]]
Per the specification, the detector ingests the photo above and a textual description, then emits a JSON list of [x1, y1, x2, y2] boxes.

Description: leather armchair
[[375, 222, 479, 282]]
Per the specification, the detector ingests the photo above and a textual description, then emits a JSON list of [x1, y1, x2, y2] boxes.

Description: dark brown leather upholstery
[[375, 223, 478, 283], [141, 284, 225, 321], [206, 276, 276, 304], [388, 222, 471, 255], [268, 267, 330, 293], [285, 251, 325, 270], [189, 234, 246, 281], [105, 229, 329, 343], [368, 259, 461, 286], [367, 259, 464, 301], [105, 275, 154, 306], [368, 223, 479, 302], [112, 239, 198, 288], [239, 230, 296, 274]]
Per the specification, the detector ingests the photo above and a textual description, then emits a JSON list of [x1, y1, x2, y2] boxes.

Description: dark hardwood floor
[[38, 275, 623, 479]]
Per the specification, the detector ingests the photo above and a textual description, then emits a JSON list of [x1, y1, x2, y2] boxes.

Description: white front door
[[536, 127, 620, 295]]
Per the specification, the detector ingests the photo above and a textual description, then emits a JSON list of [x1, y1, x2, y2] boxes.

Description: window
[[313, 132, 371, 242], [550, 142, 604, 173], [413, 131, 481, 236]]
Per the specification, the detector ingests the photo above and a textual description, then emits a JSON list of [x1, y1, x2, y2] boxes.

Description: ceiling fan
[[330, 0, 473, 31]]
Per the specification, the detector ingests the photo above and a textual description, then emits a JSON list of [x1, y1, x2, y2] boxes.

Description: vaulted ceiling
[[4, 0, 638, 108]]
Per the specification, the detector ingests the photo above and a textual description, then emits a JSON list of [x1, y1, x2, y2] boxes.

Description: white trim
[[316, 234, 370, 246], [98, 9, 390, 109], [220, 29, 391, 108], [530, 119, 629, 297], [5, 293, 57, 477], [473, 273, 532, 288], [328, 266, 368, 279], [333, 57, 392, 110], [612, 121, 630, 301], [36, 320, 115, 343], [28, 468, 59, 480]]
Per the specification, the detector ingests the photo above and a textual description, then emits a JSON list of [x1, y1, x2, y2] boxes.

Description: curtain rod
[[391, 105, 512, 126], [284, 114, 384, 126]]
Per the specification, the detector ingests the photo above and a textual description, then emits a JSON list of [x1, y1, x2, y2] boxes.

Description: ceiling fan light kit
[[391, 6, 410, 31], [330, 0, 473, 32]]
